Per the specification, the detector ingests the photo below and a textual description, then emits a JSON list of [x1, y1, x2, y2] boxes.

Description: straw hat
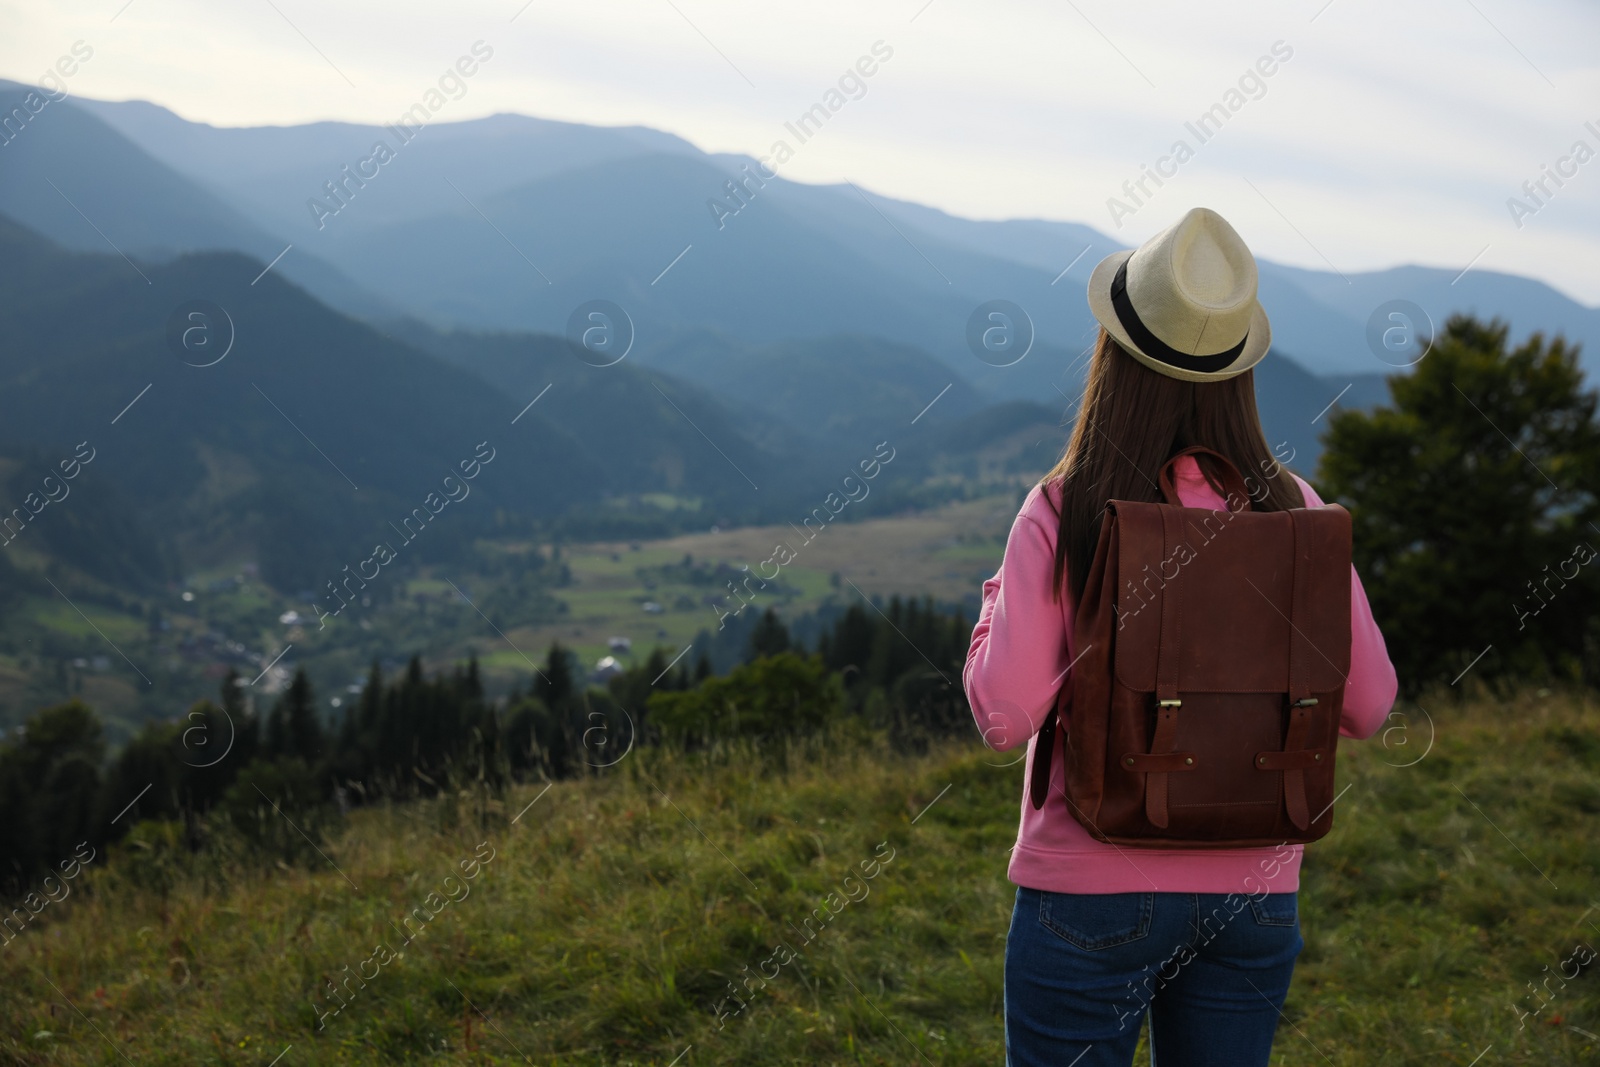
[[1087, 207, 1271, 382]]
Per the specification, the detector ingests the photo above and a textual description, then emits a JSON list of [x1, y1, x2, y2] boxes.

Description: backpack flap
[[1112, 503, 1351, 696]]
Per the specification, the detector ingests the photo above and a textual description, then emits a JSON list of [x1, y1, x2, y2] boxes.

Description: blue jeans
[[1004, 887, 1303, 1066]]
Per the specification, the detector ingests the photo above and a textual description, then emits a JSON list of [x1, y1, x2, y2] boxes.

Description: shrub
[[648, 652, 842, 747]]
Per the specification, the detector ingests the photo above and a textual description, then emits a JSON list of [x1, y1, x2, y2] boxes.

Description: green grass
[[28, 597, 146, 644], [2, 691, 1597, 1065], [524, 495, 1014, 673], [631, 493, 702, 512], [929, 545, 1007, 572]]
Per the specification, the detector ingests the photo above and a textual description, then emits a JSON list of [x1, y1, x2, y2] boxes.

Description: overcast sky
[[4, 0, 1598, 302]]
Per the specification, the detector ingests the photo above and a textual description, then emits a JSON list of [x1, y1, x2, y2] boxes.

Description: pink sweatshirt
[[964, 455, 1398, 895]]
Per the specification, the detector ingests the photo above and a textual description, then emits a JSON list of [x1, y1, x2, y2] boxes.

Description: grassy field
[[481, 492, 1019, 679], [1, 689, 1597, 1065]]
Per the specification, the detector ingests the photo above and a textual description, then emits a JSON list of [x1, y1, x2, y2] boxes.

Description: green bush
[[215, 756, 332, 865], [1318, 315, 1600, 690], [648, 652, 842, 747]]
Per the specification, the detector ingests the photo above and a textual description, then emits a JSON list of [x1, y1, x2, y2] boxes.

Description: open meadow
[[2, 689, 1596, 1065], [486, 493, 1020, 681]]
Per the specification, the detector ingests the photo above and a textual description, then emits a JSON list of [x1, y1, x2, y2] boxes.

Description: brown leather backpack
[[1029, 447, 1352, 848]]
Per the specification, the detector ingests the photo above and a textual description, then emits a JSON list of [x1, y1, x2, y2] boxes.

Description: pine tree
[[534, 642, 574, 712], [748, 607, 791, 660], [827, 605, 874, 673], [358, 660, 383, 732], [642, 646, 668, 687], [277, 668, 324, 765], [218, 667, 259, 768]]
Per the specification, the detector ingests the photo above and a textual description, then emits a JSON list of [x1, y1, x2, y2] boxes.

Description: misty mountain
[[1264, 261, 1600, 374], [0, 80, 392, 322], [641, 331, 988, 436], [71, 99, 705, 240], [400, 314, 1374, 474], [387, 322, 1064, 500], [68, 96, 1600, 381], [334, 150, 973, 354]]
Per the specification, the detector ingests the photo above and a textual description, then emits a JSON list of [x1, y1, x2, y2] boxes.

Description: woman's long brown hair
[[1044, 329, 1304, 602]]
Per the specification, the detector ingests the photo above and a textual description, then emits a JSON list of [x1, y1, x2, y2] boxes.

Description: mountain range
[[2, 82, 1587, 386]]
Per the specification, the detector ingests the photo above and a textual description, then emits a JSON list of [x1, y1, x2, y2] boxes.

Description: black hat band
[[1110, 259, 1248, 374]]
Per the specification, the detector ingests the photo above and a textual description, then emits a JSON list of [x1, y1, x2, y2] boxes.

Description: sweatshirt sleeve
[[964, 491, 1072, 752], [1295, 476, 1399, 740]]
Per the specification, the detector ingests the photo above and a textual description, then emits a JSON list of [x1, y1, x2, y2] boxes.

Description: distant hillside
[[630, 327, 1377, 470], [401, 314, 1378, 474], [0, 218, 833, 594], [644, 331, 988, 438], [389, 321, 1062, 508], [0, 81, 391, 323]]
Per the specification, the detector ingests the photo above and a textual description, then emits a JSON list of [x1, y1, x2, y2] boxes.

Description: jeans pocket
[[1037, 891, 1155, 950], [1249, 892, 1298, 927]]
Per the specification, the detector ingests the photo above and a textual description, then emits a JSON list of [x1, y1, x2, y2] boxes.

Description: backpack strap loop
[[1279, 702, 1315, 830], [1158, 446, 1256, 511], [1142, 700, 1184, 828]]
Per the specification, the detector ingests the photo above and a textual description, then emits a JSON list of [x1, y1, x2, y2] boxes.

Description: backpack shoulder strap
[[1279, 507, 1319, 830], [1028, 687, 1068, 810]]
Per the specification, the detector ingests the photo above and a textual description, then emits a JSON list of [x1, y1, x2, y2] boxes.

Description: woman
[[964, 207, 1398, 1066]]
